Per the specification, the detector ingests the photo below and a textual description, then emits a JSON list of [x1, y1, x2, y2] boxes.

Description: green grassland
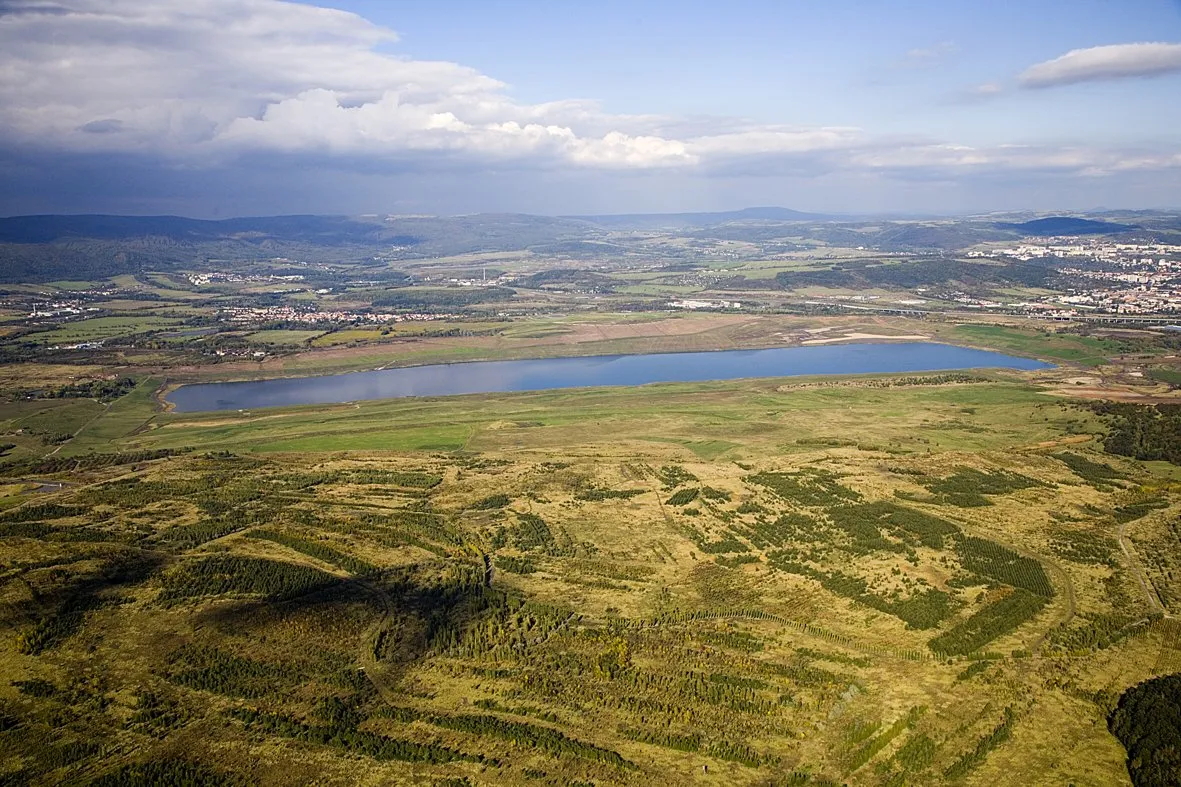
[[26, 316, 184, 345], [60, 377, 165, 455], [615, 284, 706, 296], [0, 367, 1175, 785], [0, 398, 107, 461], [43, 280, 103, 291], [245, 330, 328, 346], [945, 325, 1125, 367], [132, 376, 1082, 456], [88, 298, 185, 312], [1148, 367, 1181, 387], [311, 322, 514, 348], [309, 327, 390, 346]]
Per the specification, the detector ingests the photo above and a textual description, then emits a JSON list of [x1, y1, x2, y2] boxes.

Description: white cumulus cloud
[[898, 41, 957, 68], [1019, 42, 1181, 88], [0, 0, 1177, 188], [0, 0, 704, 168]]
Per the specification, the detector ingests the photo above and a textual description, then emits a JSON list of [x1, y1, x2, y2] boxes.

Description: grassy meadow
[[0, 362, 1176, 785]]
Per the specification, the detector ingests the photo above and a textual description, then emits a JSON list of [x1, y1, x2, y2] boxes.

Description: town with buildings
[[215, 304, 457, 325], [185, 271, 306, 287], [8, 231, 1181, 365], [970, 238, 1181, 315]]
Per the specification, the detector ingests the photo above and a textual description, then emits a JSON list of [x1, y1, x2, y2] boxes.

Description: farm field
[[26, 316, 185, 346], [0, 369, 1177, 785], [245, 330, 328, 346]]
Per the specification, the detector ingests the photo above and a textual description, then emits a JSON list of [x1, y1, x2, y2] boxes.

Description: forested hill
[[0, 214, 389, 245], [0, 213, 601, 248], [996, 217, 1140, 236], [0, 214, 402, 282], [0, 210, 1169, 283], [567, 206, 837, 229], [0, 213, 599, 282]]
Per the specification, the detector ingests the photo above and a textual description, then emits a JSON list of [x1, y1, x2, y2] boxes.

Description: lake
[[166, 342, 1051, 413]]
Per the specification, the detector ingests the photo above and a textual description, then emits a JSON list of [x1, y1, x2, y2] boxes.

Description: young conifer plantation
[[1, 370, 1179, 785]]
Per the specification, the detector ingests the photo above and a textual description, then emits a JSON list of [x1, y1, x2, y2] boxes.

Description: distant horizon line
[[1, 206, 1177, 222]]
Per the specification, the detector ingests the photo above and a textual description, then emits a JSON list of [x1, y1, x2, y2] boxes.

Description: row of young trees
[[246, 528, 375, 574], [747, 469, 862, 507], [1055, 451, 1126, 487], [928, 591, 1047, 656], [924, 468, 1045, 508], [943, 707, 1015, 779], [90, 759, 249, 787], [160, 555, 336, 602], [165, 644, 300, 699], [954, 536, 1054, 597], [229, 707, 472, 764], [768, 555, 951, 630], [0, 448, 184, 478], [845, 708, 922, 772]]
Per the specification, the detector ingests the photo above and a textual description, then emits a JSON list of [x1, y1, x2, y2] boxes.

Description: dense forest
[[770, 258, 1057, 291], [1093, 403, 1181, 464], [1109, 674, 1181, 787]]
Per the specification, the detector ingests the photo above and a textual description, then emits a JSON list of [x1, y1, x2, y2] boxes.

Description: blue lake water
[[166, 342, 1051, 413]]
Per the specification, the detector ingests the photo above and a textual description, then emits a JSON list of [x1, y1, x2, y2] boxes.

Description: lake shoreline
[[166, 342, 1053, 413]]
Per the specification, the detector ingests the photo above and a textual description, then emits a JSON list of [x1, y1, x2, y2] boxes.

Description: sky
[[1, 0, 1180, 217]]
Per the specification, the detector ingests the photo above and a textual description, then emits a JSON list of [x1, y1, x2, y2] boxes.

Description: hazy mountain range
[[0, 209, 1174, 283]]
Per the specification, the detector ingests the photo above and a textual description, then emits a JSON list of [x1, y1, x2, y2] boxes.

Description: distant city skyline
[[1, 0, 1180, 217]]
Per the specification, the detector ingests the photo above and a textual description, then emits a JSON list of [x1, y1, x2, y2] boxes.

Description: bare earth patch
[[801, 332, 930, 345]]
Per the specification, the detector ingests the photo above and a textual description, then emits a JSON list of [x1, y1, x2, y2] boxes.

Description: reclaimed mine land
[[1, 211, 1181, 785]]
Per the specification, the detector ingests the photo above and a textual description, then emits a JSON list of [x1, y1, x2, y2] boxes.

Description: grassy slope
[[27, 316, 184, 345], [945, 324, 1124, 367], [0, 317, 1172, 786], [1, 372, 1173, 784], [60, 377, 162, 455], [124, 376, 1080, 457]]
